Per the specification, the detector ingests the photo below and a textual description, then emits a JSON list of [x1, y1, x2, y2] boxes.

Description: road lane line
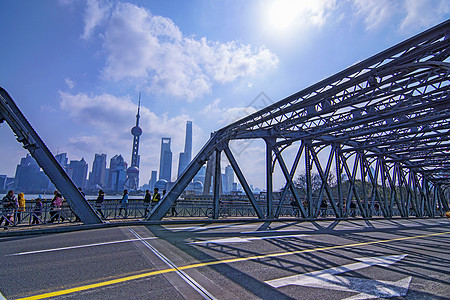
[[7, 237, 157, 256], [189, 234, 308, 244], [16, 230, 450, 300], [127, 227, 216, 300]]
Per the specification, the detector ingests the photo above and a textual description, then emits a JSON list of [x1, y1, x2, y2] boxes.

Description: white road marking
[[266, 254, 411, 299], [241, 230, 299, 234], [166, 224, 257, 231], [189, 234, 308, 244], [8, 237, 157, 256], [0, 291, 6, 300], [127, 227, 217, 300]]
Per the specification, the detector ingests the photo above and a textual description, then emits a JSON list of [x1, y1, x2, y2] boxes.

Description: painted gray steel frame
[[148, 20, 450, 221], [0, 88, 103, 224]]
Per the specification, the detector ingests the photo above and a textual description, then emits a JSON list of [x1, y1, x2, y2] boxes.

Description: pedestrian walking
[[49, 191, 63, 223], [31, 196, 43, 224], [143, 190, 151, 217], [1, 190, 16, 226], [17, 192, 26, 224], [95, 190, 105, 219], [118, 190, 128, 218], [151, 188, 161, 211], [171, 198, 178, 217]]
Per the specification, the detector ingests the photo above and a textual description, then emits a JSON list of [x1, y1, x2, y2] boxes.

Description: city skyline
[[1, 1, 448, 190]]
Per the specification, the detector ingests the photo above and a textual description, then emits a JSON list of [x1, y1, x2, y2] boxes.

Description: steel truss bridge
[[149, 20, 450, 221], [1, 20, 449, 225]]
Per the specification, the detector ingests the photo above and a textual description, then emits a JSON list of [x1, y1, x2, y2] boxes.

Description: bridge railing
[[0, 198, 416, 228]]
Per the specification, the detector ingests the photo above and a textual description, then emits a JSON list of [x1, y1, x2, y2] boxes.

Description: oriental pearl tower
[[124, 93, 142, 190]]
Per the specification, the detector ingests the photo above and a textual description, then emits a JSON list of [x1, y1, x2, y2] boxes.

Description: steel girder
[[0, 88, 103, 224], [148, 20, 449, 221], [148, 20, 450, 221]]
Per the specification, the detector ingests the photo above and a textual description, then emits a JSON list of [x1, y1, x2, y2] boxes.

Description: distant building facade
[[67, 158, 88, 189], [177, 121, 192, 179], [107, 154, 127, 192], [225, 165, 234, 193], [159, 137, 172, 182], [89, 154, 107, 189], [13, 154, 50, 192], [149, 170, 157, 190], [55, 153, 68, 170]]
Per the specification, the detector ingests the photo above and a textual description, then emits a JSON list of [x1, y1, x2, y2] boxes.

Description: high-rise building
[[125, 94, 142, 190], [0, 175, 7, 190], [177, 121, 193, 179], [225, 165, 234, 193], [89, 154, 107, 189], [55, 153, 68, 170], [106, 155, 127, 192], [159, 137, 172, 182], [14, 154, 41, 191], [149, 170, 157, 190], [67, 158, 88, 189]]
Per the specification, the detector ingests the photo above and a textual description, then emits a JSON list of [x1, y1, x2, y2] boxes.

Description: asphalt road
[[0, 218, 449, 299]]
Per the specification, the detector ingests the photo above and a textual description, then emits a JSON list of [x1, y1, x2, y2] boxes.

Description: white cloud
[[200, 98, 259, 126], [400, 0, 450, 31], [64, 78, 75, 89], [353, 0, 399, 30], [81, 0, 110, 39], [82, 1, 278, 101], [59, 91, 203, 182], [352, 0, 449, 32], [266, 0, 337, 31]]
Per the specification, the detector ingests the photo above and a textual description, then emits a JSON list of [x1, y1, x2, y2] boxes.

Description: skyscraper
[[159, 137, 172, 182], [149, 170, 157, 190], [125, 94, 142, 190], [225, 165, 234, 193], [14, 154, 41, 191], [55, 153, 68, 170], [107, 155, 127, 192], [177, 121, 192, 179], [67, 158, 88, 189], [89, 153, 107, 189]]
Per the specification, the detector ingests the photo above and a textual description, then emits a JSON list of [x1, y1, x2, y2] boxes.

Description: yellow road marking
[[17, 230, 450, 300]]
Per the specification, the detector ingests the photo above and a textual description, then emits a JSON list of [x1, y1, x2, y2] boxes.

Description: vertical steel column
[[305, 141, 313, 217], [359, 150, 369, 217], [416, 173, 425, 217], [273, 146, 307, 218], [310, 146, 339, 217], [409, 171, 419, 217], [273, 142, 305, 218], [334, 144, 344, 217], [213, 149, 221, 219], [265, 138, 275, 218], [379, 156, 390, 218], [224, 147, 264, 218], [343, 152, 366, 218]]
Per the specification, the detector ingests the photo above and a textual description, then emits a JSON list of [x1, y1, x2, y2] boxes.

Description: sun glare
[[268, 0, 304, 30]]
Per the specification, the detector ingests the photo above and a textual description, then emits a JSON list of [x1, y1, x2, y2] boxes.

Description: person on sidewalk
[[151, 188, 161, 211], [31, 196, 43, 225], [118, 190, 128, 218], [95, 190, 105, 219], [17, 193, 26, 224], [1, 190, 16, 227]]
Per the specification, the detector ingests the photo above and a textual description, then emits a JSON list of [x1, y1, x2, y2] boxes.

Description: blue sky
[[1, 0, 449, 190]]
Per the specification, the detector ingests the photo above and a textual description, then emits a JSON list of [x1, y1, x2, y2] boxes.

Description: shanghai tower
[[124, 93, 142, 190], [177, 121, 192, 178]]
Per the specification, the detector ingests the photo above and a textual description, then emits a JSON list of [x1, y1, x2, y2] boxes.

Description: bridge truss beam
[[0, 89, 103, 224], [148, 20, 450, 221]]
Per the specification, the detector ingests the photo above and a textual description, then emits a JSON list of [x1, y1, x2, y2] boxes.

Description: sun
[[267, 0, 304, 30]]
